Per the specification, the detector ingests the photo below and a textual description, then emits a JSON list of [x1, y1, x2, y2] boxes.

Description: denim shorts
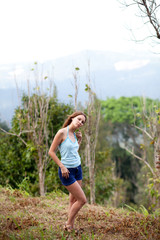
[[58, 164, 83, 186]]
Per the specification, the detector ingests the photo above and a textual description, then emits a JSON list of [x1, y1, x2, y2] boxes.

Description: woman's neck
[[68, 124, 76, 133]]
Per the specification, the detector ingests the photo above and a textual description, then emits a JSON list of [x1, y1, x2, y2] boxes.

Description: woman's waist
[[61, 157, 81, 168], [60, 151, 80, 159]]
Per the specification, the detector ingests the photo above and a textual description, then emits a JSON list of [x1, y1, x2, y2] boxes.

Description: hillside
[[0, 187, 160, 240]]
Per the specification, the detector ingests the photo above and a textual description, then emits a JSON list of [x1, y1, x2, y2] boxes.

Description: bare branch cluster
[[119, 0, 160, 45]]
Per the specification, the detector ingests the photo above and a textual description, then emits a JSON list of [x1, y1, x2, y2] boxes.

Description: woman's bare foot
[[63, 223, 73, 232]]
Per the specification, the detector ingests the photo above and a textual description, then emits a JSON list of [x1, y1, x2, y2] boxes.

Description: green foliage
[[45, 159, 62, 193], [0, 131, 37, 188], [94, 148, 124, 204], [113, 146, 140, 204], [139, 205, 149, 217], [1, 92, 160, 209], [124, 204, 149, 217], [101, 96, 139, 124], [95, 167, 116, 202], [100, 96, 160, 207], [100, 97, 144, 205], [85, 84, 91, 92], [47, 97, 73, 144], [17, 177, 31, 195], [147, 176, 160, 210], [124, 204, 137, 213], [75, 67, 80, 71], [101, 96, 159, 124]]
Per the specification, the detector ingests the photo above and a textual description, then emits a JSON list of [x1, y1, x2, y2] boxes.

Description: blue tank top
[[58, 126, 81, 168]]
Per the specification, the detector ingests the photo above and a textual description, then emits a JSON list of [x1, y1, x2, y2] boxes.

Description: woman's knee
[[70, 195, 86, 206], [79, 196, 87, 206]]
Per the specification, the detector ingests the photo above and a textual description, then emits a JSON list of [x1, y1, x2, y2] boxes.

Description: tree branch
[[132, 124, 154, 140], [124, 146, 155, 176], [0, 127, 28, 146]]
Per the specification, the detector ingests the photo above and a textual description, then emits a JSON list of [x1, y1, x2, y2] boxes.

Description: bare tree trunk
[[72, 67, 80, 111], [39, 164, 45, 196], [85, 134, 95, 204], [37, 147, 45, 196], [154, 125, 160, 173], [89, 163, 95, 204]]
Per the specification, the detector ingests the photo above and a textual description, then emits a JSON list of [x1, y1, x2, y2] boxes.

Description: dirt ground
[[0, 187, 160, 240]]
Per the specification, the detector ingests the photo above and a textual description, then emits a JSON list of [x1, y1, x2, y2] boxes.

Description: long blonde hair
[[62, 111, 87, 128]]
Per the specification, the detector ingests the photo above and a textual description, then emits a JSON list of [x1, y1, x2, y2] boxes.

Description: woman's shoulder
[[57, 127, 67, 136], [57, 127, 68, 144]]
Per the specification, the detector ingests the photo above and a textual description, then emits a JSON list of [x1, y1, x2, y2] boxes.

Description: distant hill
[[0, 50, 160, 124]]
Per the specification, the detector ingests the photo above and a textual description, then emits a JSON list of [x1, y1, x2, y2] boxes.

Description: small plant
[[105, 211, 110, 217], [17, 177, 30, 195], [153, 208, 160, 217], [124, 204, 137, 213], [6, 184, 15, 193], [139, 205, 149, 217]]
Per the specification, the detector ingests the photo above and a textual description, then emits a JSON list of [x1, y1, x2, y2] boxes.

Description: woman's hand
[[76, 130, 82, 144], [60, 166, 70, 179]]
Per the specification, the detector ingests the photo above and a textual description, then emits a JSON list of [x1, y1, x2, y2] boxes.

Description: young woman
[[48, 111, 87, 232]]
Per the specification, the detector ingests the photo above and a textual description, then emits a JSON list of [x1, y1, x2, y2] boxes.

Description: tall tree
[[84, 62, 101, 204], [101, 96, 158, 204], [0, 62, 70, 196], [124, 97, 160, 208]]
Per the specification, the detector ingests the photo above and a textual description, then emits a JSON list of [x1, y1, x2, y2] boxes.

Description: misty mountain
[[0, 50, 160, 124]]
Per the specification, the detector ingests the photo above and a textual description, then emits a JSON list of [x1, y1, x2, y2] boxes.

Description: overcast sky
[[0, 0, 153, 65]]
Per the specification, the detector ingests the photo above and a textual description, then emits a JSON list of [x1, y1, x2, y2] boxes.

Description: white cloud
[[8, 67, 24, 76], [114, 59, 150, 71]]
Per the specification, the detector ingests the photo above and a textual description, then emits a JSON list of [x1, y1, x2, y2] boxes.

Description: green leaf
[[124, 204, 137, 212], [75, 67, 80, 71], [68, 94, 73, 98], [85, 84, 91, 92], [139, 205, 149, 217]]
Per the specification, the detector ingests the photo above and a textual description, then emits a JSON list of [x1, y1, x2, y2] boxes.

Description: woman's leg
[[68, 180, 82, 226], [65, 180, 87, 228]]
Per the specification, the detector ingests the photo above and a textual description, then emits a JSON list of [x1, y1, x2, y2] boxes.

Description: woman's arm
[[48, 129, 70, 178]]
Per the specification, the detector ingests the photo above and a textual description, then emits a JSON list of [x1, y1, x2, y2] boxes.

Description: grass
[[0, 186, 160, 240]]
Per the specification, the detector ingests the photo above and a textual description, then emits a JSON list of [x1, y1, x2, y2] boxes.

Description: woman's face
[[72, 114, 86, 128]]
